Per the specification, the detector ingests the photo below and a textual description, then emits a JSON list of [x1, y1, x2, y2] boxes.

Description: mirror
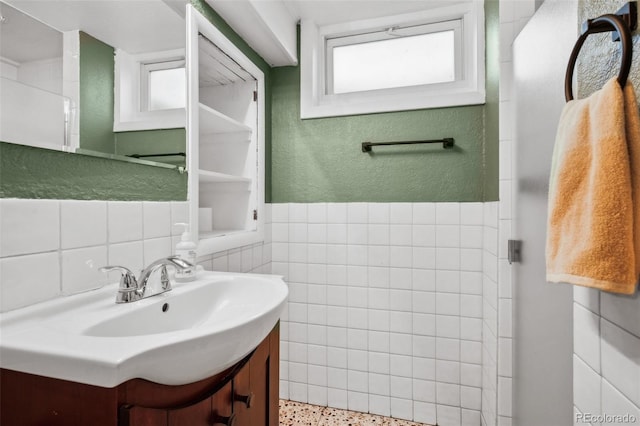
[[0, 0, 188, 169], [0, 2, 68, 151]]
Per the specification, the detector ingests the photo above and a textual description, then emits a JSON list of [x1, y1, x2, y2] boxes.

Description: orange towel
[[546, 77, 640, 295]]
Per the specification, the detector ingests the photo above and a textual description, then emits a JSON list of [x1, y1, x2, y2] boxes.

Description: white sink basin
[[0, 271, 288, 387]]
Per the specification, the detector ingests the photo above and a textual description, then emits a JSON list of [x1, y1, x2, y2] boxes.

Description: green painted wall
[[270, 1, 499, 203], [79, 32, 115, 154], [0, 142, 186, 200], [484, 0, 500, 201], [115, 129, 186, 167]]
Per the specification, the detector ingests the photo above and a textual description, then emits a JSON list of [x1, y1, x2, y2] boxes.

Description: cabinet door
[[121, 406, 168, 426], [121, 382, 233, 426], [121, 399, 212, 426], [167, 398, 212, 426], [210, 382, 234, 426], [268, 324, 280, 426], [232, 360, 253, 425], [119, 325, 279, 426], [233, 333, 272, 426]]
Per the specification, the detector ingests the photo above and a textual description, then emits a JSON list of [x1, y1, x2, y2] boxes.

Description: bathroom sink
[[84, 280, 241, 337], [0, 271, 288, 387]]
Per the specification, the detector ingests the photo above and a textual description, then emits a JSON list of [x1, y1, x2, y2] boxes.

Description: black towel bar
[[362, 138, 454, 152], [564, 2, 636, 102], [128, 152, 186, 158]]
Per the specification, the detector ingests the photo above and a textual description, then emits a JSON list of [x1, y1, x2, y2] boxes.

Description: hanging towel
[[546, 77, 640, 295]]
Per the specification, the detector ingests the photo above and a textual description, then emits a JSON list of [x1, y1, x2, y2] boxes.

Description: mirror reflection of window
[[147, 66, 186, 111]]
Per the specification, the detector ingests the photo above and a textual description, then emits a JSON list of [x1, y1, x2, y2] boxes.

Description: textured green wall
[[484, 0, 500, 200], [79, 32, 115, 154], [270, 1, 499, 203], [115, 129, 186, 167], [0, 142, 186, 200]]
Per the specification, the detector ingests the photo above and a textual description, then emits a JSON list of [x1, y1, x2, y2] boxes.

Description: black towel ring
[[564, 14, 633, 102]]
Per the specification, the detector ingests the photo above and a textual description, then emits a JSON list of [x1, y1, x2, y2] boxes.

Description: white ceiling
[[1, 2, 62, 63], [209, 0, 471, 66], [2, 0, 473, 67], [3, 0, 187, 55]]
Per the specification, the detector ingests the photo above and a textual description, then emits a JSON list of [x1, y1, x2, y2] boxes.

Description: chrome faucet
[[100, 256, 194, 303]]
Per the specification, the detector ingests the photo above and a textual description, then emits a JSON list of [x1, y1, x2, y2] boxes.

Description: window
[[114, 49, 186, 131], [300, 2, 485, 118], [328, 22, 459, 94], [140, 59, 186, 111]]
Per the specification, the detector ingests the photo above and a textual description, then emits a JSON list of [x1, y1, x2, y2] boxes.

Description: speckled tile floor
[[279, 400, 433, 426]]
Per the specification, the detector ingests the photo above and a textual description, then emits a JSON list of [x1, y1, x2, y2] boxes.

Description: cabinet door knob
[[211, 413, 236, 426], [234, 392, 254, 408]]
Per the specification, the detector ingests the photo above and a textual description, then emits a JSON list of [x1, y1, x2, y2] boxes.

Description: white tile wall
[[601, 378, 640, 424], [492, 2, 537, 426], [601, 319, 640, 408], [0, 199, 60, 257], [482, 202, 499, 426], [0, 251, 61, 310], [0, 199, 271, 312], [60, 201, 107, 249], [275, 202, 484, 425], [108, 202, 143, 243], [0, 190, 526, 426], [573, 288, 640, 424], [60, 245, 108, 294]]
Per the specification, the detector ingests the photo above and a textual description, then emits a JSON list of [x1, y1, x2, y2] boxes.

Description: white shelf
[[199, 103, 252, 135], [199, 131, 251, 144], [198, 169, 251, 184]]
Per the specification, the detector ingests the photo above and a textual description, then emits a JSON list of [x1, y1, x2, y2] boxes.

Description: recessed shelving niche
[[187, 6, 265, 255]]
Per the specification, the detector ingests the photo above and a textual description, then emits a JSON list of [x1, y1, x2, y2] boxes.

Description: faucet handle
[[159, 265, 171, 291], [100, 265, 138, 289], [100, 266, 139, 303]]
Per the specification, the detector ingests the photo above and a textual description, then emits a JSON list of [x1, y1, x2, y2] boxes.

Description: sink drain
[[162, 303, 169, 312]]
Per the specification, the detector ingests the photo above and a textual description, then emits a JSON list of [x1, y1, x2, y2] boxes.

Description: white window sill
[[302, 85, 486, 119], [113, 108, 185, 132]]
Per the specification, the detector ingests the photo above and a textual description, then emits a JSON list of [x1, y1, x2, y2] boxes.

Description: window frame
[[300, 1, 485, 119], [114, 48, 186, 132]]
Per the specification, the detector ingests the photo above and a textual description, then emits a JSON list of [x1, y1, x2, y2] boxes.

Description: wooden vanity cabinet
[[0, 323, 279, 426]]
